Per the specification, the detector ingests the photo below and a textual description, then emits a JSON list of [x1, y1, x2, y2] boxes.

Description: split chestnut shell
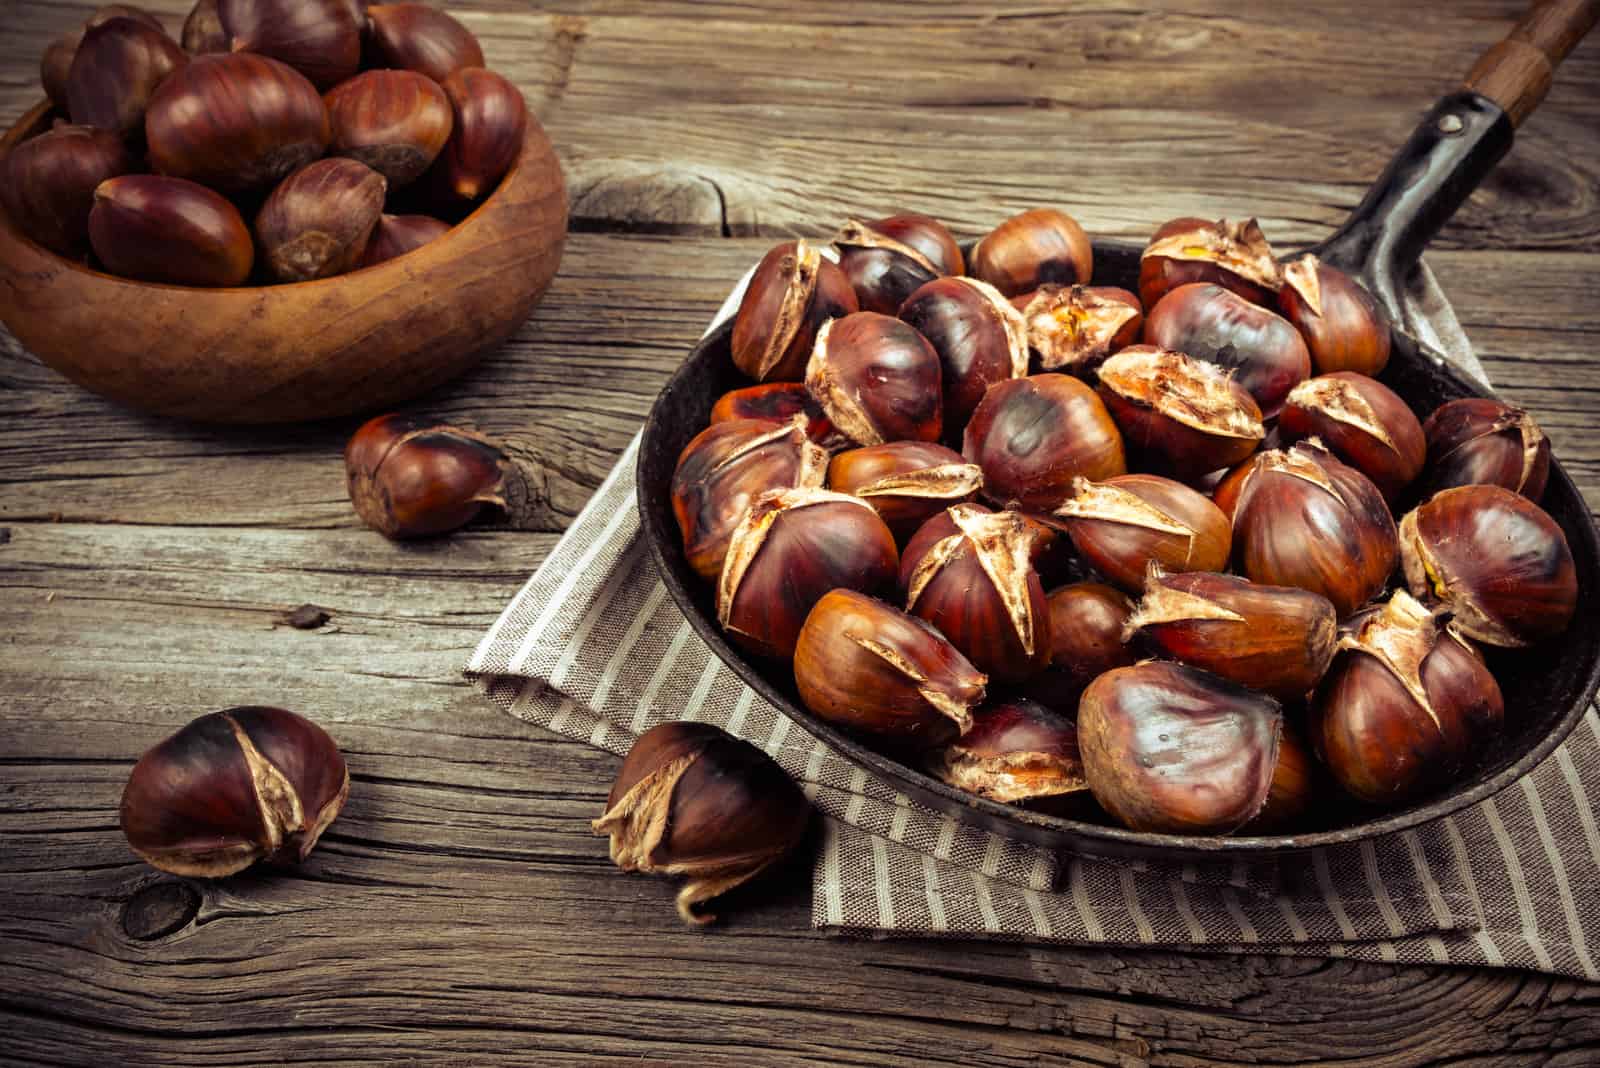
[[1095, 346, 1264, 481], [1138, 216, 1282, 310], [827, 441, 983, 542], [1012, 284, 1143, 375], [1420, 398, 1550, 502], [1049, 474, 1231, 593], [731, 240, 859, 382], [832, 212, 962, 314], [1278, 254, 1392, 376], [1278, 372, 1425, 503], [932, 698, 1087, 805], [806, 311, 944, 445], [1144, 281, 1311, 419], [897, 275, 1029, 436]]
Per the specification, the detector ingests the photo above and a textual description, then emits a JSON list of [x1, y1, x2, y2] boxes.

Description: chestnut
[[832, 212, 963, 314], [120, 706, 349, 877], [717, 487, 899, 660], [1012, 284, 1143, 375], [1279, 372, 1425, 502], [366, 3, 487, 85], [1095, 346, 1264, 480], [932, 698, 1087, 805], [181, 0, 229, 54], [345, 413, 513, 539], [794, 590, 986, 746], [896, 275, 1028, 437], [1144, 282, 1311, 418], [1138, 216, 1281, 310], [0, 124, 134, 258], [1399, 484, 1577, 647], [709, 382, 841, 449], [66, 17, 188, 139], [671, 416, 827, 582], [1242, 724, 1316, 833], [218, 0, 362, 90], [731, 240, 859, 382], [1023, 582, 1136, 711], [1125, 568, 1338, 700], [805, 311, 944, 445], [1050, 474, 1231, 592], [1278, 254, 1392, 376], [900, 504, 1053, 683], [1311, 589, 1504, 804], [1420, 398, 1550, 502], [962, 373, 1126, 512], [1230, 441, 1398, 617], [1079, 661, 1282, 835], [592, 722, 810, 925], [255, 157, 387, 282], [356, 212, 451, 267], [325, 70, 454, 187], [827, 441, 983, 542], [145, 53, 330, 194], [89, 175, 254, 287], [427, 67, 527, 203], [43, 6, 168, 110], [969, 207, 1093, 297]]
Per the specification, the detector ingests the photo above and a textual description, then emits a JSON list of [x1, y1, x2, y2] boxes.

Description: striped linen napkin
[[466, 262, 1600, 979]]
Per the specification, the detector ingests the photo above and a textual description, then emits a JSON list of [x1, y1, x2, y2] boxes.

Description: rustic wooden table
[[3, 2, 1599, 1064]]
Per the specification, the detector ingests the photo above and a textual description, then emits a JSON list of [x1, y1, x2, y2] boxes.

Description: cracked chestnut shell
[[120, 706, 349, 878], [1079, 661, 1283, 835], [345, 413, 512, 539], [671, 416, 827, 582], [718, 488, 899, 661], [1050, 475, 1232, 593], [1138, 216, 1282, 310], [806, 311, 944, 445], [1144, 281, 1311, 418], [428, 67, 527, 203], [900, 504, 1053, 683], [1023, 582, 1136, 712], [1311, 590, 1504, 804], [933, 697, 1087, 806], [897, 275, 1029, 437], [731, 240, 859, 382], [1125, 568, 1337, 700], [794, 590, 986, 747], [969, 207, 1093, 297], [1095, 346, 1264, 480], [89, 174, 254, 287], [1420, 398, 1550, 502], [592, 722, 810, 925], [66, 17, 188, 139], [1399, 485, 1576, 647], [709, 383, 841, 449], [832, 212, 963, 314], [366, 3, 486, 84], [1278, 254, 1392, 376], [326, 69, 454, 187], [218, 0, 363, 90], [1011, 284, 1143, 375], [827, 441, 983, 543], [0, 124, 134, 258], [963, 373, 1126, 512], [256, 157, 387, 282], [1279, 372, 1425, 503], [357, 212, 452, 268]]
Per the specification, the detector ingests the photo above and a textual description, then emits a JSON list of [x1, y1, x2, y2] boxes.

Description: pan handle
[[1464, 0, 1600, 127]]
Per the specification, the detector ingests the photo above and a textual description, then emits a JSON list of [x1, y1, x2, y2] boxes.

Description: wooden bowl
[[0, 100, 567, 423]]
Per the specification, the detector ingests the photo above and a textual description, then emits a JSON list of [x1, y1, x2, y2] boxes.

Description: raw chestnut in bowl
[[89, 174, 255, 287], [43, 5, 169, 112], [806, 311, 944, 446], [0, 124, 134, 258], [1095, 346, 1263, 480], [326, 69, 455, 188], [1278, 372, 1426, 503], [731, 239, 858, 382], [1138, 216, 1281, 310], [366, 3, 487, 84], [833, 212, 962, 314], [1420, 398, 1550, 501], [357, 212, 453, 268], [1012, 284, 1143, 375], [897, 275, 1028, 436], [962, 373, 1125, 511], [1278, 254, 1391, 376], [218, 0, 363, 90], [932, 697, 1087, 805], [66, 17, 188, 139], [1144, 281, 1310, 418], [969, 207, 1093, 297], [256, 157, 388, 283], [428, 67, 527, 205], [827, 441, 983, 543], [1049, 474, 1231, 593]]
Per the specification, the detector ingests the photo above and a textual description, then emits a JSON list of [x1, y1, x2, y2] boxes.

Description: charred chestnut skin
[[1078, 661, 1282, 835], [794, 590, 986, 747], [827, 441, 983, 542], [325, 69, 454, 187], [1399, 485, 1577, 647], [833, 212, 963, 314], [255, 157, 388, 282], [1279, 372, 1426, 503], [963, 373, 1126, 512], [345, 413, 513, 539], [218, 0, 363, 90], [0, 124, 134, 258], [88, 174, 254, 287], [1420, 398, 1550, 502], [933, 697, 1087, 805], [731, 240, 859, 382], [1278, 254, 1391, 376], [366, 3, 487, 84], [898, 275, 1029, 437], [969, 208, 1093, 297], [1138, 216, 1281, 310], [1050, 474, 1231, 593], [806, 312, 944, 446], [709, 382, 840, 448], [1095, 346, 1264, 481], [66, 17, 188, 139], [1144, 282, 1311, 418], [1012, 284, 1143, 375], [1024, 582, 1137, 711]]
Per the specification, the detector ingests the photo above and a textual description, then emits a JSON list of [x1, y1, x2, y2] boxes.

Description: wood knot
[[278, 603, 331, 630], [122, 880, 201, 941]]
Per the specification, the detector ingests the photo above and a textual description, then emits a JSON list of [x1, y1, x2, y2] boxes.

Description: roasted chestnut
[[1050, 475, 1231, 592], [969, 207, 1093, 297], [932, 698, 1087, 805], [218, 0, 362, 90], [709, 382, 840, 449], [325, 69, 454, 187], [1138, 216, 1281, 310], [1144, 281, 1311, 418], [1094, 346, 1264, 480], [1278, 254, 1391, 375], [181, 0, 229, 54], [718, 487, 899, 660], [255, 157, 387, 282], [794, 589, 986, 746], [1311, 589, 1504, 804], [592, 722, 810, 925], [832, 213, 963, 314], [671, 417, 827, 582], [806, 312, 944, 445], [120, 706, 349, 877], [0, 124, 134, 258], [962, 373, 1126, 511], [89, 174, 254, 287], [900, 504, 1053, 682], [1012, 284, 1143, 375], [66, 17, 188, 139], [356, 212, 451, 267], [1230, 441, 1398, 617], [1279, 372, 1426, 502], [427, 67, 527, 203], [1024, 582, 1136, 711], [366, 3, 486, 84], [145, 53, 330, 194], [1126, 568, 1337, 700], [1078, 661, 1282, 835], [827, 441, 983, 542], [1420, 398, 1550, 502], [345, 413, 513, 539], [1399, 484, 1577, 647], [1242, 724, 1315, 833], [731, 240, 859, 382], [896, 275, 1028, 436]]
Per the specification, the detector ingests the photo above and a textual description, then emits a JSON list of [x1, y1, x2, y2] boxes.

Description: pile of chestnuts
[[671, 208, 1579, 837], [3, 1, 534, 286]]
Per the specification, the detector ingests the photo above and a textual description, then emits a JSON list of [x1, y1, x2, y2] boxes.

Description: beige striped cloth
[[466, 265, 1600, 979]]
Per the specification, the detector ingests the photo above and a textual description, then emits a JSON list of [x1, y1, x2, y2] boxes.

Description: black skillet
[[637, 1, 1600, 861]]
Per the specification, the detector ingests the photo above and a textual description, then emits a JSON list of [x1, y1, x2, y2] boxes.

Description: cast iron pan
[[637, 2, 1600, 861]]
